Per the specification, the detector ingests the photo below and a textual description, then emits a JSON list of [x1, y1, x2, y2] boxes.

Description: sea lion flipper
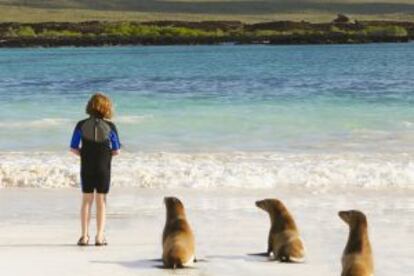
[[267, 232, 273, 256]]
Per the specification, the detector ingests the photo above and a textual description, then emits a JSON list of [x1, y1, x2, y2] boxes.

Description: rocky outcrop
[[333, 14, 352, 24]]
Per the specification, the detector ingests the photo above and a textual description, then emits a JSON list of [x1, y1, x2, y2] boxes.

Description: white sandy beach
[[0, 187, 413, 276]]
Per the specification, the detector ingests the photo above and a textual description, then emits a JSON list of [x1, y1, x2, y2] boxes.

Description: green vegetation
[[2, 23, 410, 40], [250, 29, 323, 37], [6, 26, 37, 37], [0, 21, 411, 47], [40, 29, 82, 37], [363, 26, 408, 37], [330, 26, 346, 34], [104, 22, 225, 38], [5, 26, 82, 38], [329, 25, 409, 37]]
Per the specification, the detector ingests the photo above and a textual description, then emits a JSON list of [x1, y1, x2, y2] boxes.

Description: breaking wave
[[0, 115, 150, 130], [1, 152, 414, 191], [0, 118, 71, 129]]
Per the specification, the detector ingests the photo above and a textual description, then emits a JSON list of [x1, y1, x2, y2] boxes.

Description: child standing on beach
[[70, 93, 121, 246]]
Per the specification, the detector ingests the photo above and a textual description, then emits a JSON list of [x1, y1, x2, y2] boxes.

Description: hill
[[0, 0, 413, 23]]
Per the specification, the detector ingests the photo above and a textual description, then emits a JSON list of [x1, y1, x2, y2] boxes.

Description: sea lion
[[255, 198, 305, 262], [339, 210, 374, 276], [162, 197, 195, 269]]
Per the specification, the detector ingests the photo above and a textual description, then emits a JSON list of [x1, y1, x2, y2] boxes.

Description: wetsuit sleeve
[[70, 123, 82, 149], [109, 123, 121, 150]]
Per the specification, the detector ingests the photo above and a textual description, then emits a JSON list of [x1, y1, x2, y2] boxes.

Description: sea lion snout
[[256, 199, 284, 213], [338, 211, 350, 223], [255, 200, 264, 209], [164, 197, 171, 204], [256, 198, 278, 207], [164, 196, 181, 205]]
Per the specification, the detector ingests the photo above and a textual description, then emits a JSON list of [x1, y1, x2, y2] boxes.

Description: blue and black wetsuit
[[70, 117, 121, 194]]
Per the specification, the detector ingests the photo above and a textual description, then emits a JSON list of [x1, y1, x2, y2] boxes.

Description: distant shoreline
[[1, 20, 413, 47]]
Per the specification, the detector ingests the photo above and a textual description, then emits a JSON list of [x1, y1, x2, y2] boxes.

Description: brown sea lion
[[339, 210, 374, 276], [162, 197, 195, 269], [255, 198, 305, 262]]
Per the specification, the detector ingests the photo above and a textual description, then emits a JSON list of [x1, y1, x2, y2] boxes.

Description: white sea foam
[[402, 121, 414, 128], [1, 152, 414, 190], [0, 115, 150, 129], [114, 115, 152, 124], [0, 118, 72, 129]]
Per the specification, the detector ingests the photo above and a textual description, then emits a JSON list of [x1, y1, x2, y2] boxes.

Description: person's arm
[[70, 125, 82, 157], [109, 123, 121, 156]]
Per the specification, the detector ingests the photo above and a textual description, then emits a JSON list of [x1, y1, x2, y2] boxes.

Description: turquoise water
[[1, 44, 414, 152]]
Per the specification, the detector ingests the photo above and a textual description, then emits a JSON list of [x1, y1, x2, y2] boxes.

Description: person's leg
[[80, 193, 94, 241], [95, 193, 106, 243]]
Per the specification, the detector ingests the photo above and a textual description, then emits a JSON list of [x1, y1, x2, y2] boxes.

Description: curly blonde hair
[[86, 92, 113, 119]]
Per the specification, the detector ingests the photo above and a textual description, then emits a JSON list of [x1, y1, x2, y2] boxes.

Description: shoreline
[[0, 35, 409, 48], [1, 20, 413, 47]]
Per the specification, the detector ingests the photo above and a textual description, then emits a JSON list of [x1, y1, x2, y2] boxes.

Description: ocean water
[[1, 44, 414, 189]]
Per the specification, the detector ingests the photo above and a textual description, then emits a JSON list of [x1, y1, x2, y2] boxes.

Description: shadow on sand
[[206, 253, 269, 263], [0, 243, 76, 248], [91, 259, 198, 270]]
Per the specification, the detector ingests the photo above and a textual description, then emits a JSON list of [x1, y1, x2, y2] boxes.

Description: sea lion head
[[164, 196, 185, 218], [256, 198, 287, 216], [338, 210, 368, 228], [256, 198, 298, 233]]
